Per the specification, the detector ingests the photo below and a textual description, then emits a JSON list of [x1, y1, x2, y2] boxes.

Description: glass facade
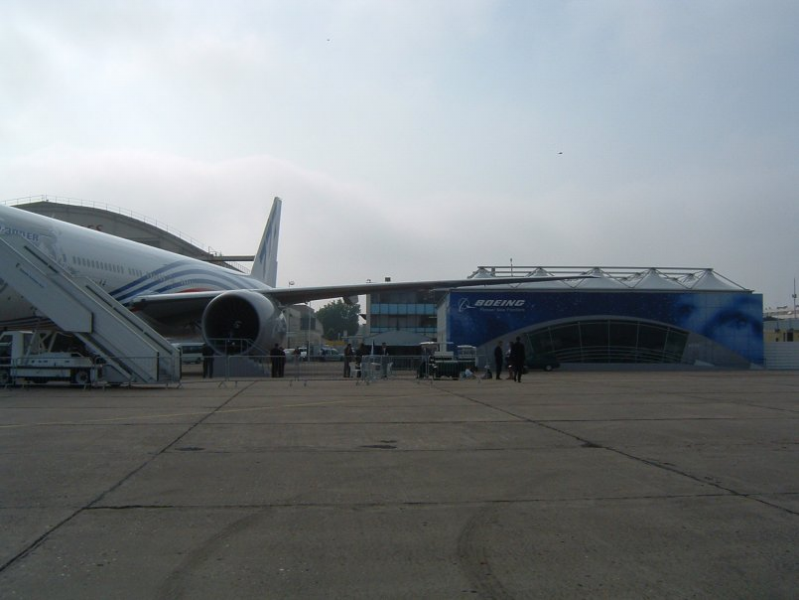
[[367, 291, 440, 335], [528, 319, 689, 363], [371, 303, 437, 316]]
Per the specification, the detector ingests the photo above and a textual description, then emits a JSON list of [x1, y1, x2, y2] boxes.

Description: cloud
[[3, 135, 797, 309]]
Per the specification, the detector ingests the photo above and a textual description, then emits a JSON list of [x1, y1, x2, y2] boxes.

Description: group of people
[[272, 342, 394, 379], [205, 339, 526, 382], [343, 342, 390, 378], [493, 337, 526, 382]]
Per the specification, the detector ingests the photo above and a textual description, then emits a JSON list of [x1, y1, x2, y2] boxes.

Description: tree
[[315, 300, 361, 340]]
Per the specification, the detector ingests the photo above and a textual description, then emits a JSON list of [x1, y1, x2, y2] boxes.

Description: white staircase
[[0, 236, 180, 384]]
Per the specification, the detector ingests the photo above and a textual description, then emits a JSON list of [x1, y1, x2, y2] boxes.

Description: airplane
[[0, 197, 590, 355]]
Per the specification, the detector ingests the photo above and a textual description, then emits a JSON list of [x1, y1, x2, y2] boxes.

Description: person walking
[[343, 343, 354, 378], [493, 340, 504, 380], [277, 346, 286, 377], [510, 336, 526, 383], [355, 343, 365, 378], [380, 342, 390, 378], [270, 343, 281, 378], [418, 346, 432, 378]]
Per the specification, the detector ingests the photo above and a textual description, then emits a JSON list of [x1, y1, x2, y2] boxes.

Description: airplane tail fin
[[251, 197, 282, 286]]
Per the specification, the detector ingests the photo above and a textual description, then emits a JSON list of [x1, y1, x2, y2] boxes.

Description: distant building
[[763, 318, 797, 343], [285, 305, 323, 353], [764, 305, 798, 320], [364, 290, 439, 337]]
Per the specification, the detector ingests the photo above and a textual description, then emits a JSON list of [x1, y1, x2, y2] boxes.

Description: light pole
[[306, 304, 312, 357], [287, 281, 295, 347]]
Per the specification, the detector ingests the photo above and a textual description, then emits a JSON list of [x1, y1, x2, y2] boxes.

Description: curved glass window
[[527, 319, 689, 364]]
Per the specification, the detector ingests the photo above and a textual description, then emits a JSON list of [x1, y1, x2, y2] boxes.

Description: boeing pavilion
[[439, 267, 763, 369]]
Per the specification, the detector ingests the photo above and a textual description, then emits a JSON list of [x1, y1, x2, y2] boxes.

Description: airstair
[[0, 236, 180, 384]]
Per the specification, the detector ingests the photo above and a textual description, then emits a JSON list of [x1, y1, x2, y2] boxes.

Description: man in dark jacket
[[493, 340, 504, 380], [270, 344, 281, 378], [509, 336, 526, 383]]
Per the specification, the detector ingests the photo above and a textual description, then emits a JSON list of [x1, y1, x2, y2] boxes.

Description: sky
[[2, 0, 797, 309]]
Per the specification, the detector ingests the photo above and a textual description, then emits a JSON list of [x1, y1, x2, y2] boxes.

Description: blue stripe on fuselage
[[112, 261, 258, 303]]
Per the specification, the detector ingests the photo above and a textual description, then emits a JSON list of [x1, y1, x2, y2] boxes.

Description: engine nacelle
[[201, 290, 286, 355]]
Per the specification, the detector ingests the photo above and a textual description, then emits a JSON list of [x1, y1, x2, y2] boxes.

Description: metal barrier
[[192, 353, 469, 384], [0, 352, 486, 388], [1, 354, 176, 388]]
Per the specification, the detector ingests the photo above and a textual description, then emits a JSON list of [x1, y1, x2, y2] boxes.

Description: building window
[[528, 319, 689, 364]]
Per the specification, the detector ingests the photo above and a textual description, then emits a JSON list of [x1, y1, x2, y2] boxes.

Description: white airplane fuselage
[[0, 205, 269, 331]]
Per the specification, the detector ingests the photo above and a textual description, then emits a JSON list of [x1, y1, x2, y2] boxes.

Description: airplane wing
[[129, 275, 592, 322], [262, 275, 591, 305]]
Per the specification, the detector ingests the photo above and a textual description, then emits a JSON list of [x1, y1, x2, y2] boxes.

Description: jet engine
[[201, 290, 286, 354]]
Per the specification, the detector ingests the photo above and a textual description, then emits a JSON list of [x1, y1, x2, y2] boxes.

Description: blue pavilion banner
[[447, 291, 763, 364]]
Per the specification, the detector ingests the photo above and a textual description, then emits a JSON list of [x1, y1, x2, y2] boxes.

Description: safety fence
[[195, 353, 476, 383], [2, 352, 485, 388], [764, 342, 799, 370], [0, 354, 179, 388]]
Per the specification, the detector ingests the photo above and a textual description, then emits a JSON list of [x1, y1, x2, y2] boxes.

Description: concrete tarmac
[[1, 371, 797, 599]]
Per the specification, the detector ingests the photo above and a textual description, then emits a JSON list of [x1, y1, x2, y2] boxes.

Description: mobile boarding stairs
[[0, 235, 180, 385]]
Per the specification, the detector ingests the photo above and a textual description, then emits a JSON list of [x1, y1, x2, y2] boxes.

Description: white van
[[173, 342, 205, 364], [456, 345, 478, 367]]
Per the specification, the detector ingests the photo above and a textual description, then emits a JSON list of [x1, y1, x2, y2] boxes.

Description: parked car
[[319, 347, 342, 361], [286, 347, 308, 360], [172, 342, 204, 365]]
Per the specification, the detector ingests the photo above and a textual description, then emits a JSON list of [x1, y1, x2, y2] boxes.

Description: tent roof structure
[[625, 268, 686, 290], [466, 266, 750, 292]]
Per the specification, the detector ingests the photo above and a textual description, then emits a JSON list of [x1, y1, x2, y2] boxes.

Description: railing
[[202, 353, 428, 382], [187, 352, 485, 383], [1, 352, 498, 387], [764, 342, 799, 370]]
